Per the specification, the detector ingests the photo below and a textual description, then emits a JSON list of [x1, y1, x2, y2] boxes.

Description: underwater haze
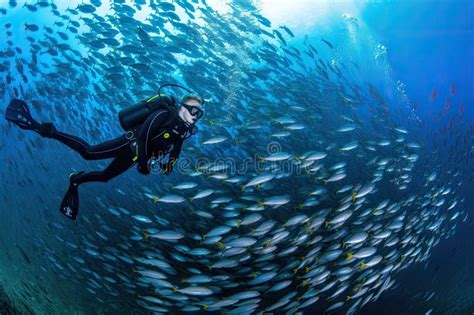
[[0, 0, 473, 314]]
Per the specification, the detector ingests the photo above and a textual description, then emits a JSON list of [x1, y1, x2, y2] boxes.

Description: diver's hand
[[159, 162, 173, 175], [137, 163, 150, 175]]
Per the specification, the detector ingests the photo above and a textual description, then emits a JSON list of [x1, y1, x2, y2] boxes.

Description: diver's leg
[[71, 150, 135, 185], [47, 129, 130, 160], [60, 149, 135, 220]]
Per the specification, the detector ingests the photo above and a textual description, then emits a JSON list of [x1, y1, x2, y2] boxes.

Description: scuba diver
[[4, 84, 204, 220]]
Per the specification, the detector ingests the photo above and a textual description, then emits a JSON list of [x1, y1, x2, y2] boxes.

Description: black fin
[[5, 99, 40, 130], [60, 185, 79, 220]]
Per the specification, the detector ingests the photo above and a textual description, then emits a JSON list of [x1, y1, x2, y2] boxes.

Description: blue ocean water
[[0, 0, 473, 314]]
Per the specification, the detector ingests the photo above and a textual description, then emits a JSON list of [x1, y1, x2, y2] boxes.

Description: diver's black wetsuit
[[46, 100, 190, 185]]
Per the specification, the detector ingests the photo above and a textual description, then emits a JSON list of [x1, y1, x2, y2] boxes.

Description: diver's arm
[[161, 139, 183, 175], [136, 109, 170, 170], [168, 140, 183, 164], [169, 139, 183, 164]]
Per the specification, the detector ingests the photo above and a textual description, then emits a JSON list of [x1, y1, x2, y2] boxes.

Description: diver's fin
[[5, 99, 40, 130], [60, 172, 84, 220], [60, 185, 79, 220]]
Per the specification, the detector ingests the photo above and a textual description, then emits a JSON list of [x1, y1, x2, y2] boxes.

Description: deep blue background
[[362, 0, 474, 118]]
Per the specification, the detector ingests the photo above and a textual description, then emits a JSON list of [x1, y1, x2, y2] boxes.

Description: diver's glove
[[137, 163, 150, 175], [159, 161, 174, 175]]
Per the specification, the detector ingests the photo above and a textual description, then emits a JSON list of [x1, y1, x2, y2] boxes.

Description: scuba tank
[[118, 94, 176, 131], [118, 83, 203, 132]]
